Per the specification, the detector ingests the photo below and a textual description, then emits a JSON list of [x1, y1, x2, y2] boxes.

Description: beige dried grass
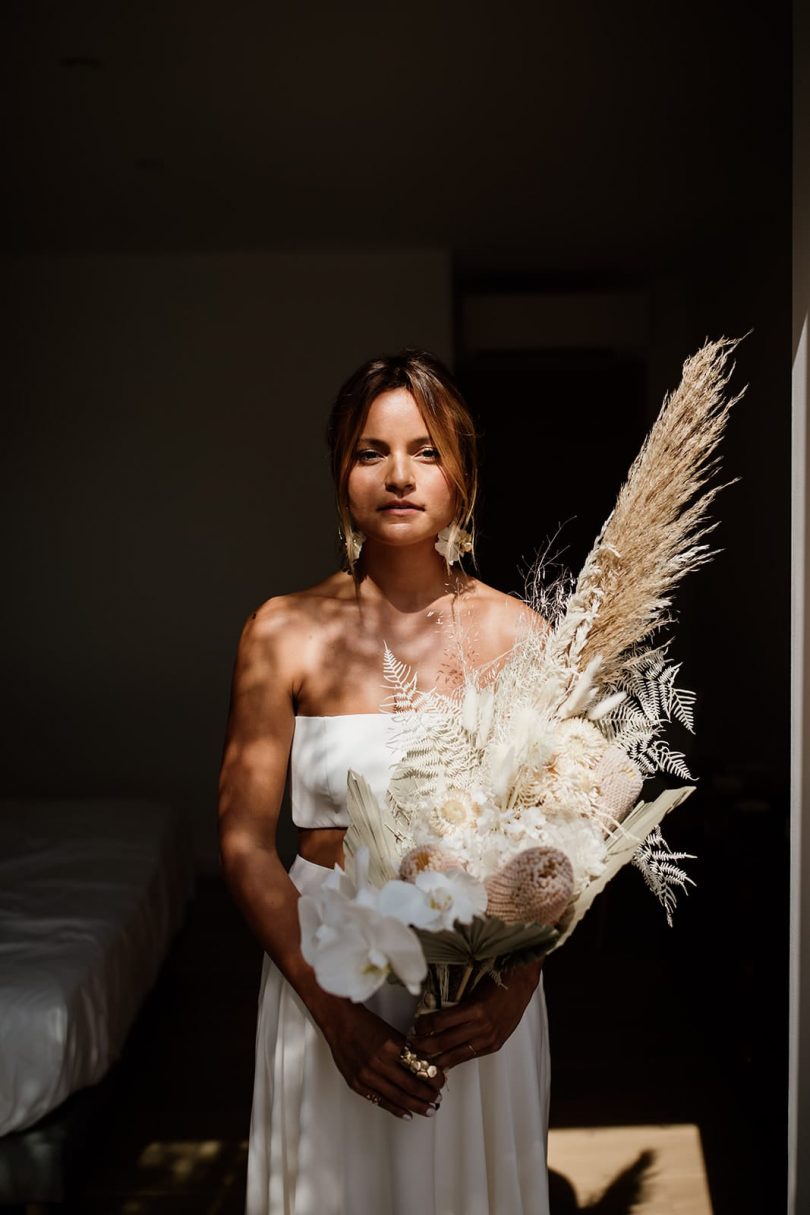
[[549, 334, 748, 687]]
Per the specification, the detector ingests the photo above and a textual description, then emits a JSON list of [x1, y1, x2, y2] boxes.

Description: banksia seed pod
[[399, 843, 461, 883], [593, 744, 643, 829], [485, 846, 574, 926]]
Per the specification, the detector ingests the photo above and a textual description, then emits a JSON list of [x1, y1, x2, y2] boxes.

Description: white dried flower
[[435, 522, 473, 565]]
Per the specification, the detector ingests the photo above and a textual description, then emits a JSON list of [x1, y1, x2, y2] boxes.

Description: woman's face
[[346, 388, 456, 551]]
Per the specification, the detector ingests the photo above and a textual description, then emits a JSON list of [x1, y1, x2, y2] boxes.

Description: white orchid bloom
[[298, 894, 340, 966], [321, 860, 359, 900], [412, 868, 487, 931], [375, 879, 439, 928], [299, 868, 364, 961], [341, 848, 439, 928], [297, 858, 351, 948], [297, 846, 429, 1000], [309, 902, 427, 1000]]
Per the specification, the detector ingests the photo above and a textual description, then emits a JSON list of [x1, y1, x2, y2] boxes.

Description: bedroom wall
[[1, 250, 453, 871]]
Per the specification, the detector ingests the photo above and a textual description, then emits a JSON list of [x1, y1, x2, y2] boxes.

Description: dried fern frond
[[549, 784, 697, 950], [380, 642, 424, 712], [632, 823, 697, 926], [378, 648, 481, 838], [386, 708, 480, 825], [547, 333, 747, 689]]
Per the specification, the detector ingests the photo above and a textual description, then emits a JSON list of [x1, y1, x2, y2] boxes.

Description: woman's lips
[[379, 503, 422, 511]]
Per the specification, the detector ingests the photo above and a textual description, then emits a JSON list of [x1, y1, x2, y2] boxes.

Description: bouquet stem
[[454, 961, 474, 1003], [415, 961, 477, 1016]]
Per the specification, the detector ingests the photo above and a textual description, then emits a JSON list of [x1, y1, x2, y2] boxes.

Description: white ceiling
[[2, 1, 788, 275]]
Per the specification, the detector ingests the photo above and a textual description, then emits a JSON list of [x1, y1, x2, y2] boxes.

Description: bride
[[218, 348, 553, 1214]]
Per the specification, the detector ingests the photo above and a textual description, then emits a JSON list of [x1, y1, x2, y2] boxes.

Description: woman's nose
[[385, 454, 415, 492]]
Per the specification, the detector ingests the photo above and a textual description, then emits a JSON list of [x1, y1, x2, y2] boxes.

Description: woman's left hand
[[406, 957, 544, 1070]]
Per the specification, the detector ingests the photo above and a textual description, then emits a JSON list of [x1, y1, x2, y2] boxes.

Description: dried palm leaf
[[549, 784, 696, 950], [343, 771, 400, 887]]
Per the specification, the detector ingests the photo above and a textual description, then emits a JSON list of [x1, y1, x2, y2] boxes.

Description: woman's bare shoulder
[[249, 571, 350, 618], [462, 577, 550, 649], [232, 574, 351, 705], [240, 572, 351, 652]]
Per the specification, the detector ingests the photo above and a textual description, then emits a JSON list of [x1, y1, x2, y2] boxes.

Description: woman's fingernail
[[425, 1106, 436, 1117], [402, 1112, 413, 1120]]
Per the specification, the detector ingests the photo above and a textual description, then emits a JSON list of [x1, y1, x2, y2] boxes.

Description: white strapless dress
[[245, 713, 552, 1215]]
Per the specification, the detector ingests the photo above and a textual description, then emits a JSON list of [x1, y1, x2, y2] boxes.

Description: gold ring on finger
[[365, 1091, 381, 1104], [466, 1042, 476, 1057], [399, 1045, 438, 1079]]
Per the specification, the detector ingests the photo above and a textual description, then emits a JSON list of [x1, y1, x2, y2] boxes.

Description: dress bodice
[[290, 712, 409, 829]]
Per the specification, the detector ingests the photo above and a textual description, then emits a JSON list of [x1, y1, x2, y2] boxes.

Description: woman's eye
[[354, 447, 439, 462]]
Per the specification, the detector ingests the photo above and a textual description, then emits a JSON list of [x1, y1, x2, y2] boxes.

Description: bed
[[0, 796, 195, 1203]]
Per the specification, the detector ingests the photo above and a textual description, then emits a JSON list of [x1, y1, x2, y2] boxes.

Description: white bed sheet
[[0, 797, 195, 1136]]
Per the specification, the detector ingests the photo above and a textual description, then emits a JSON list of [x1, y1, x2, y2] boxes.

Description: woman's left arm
[[407, 957, 545, 1070]]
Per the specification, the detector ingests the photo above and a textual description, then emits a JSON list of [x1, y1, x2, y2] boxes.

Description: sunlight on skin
[[547, 1123, 713, 1213]]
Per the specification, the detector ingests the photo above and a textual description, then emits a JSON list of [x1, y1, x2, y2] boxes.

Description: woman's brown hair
[[326, 348, 480, 577]]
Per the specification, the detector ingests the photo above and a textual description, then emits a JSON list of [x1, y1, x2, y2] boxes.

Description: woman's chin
[[364, 530, 441, 551]]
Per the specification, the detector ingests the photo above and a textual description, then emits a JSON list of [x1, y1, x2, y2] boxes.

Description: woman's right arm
[[217, 601, 345, 1030], [217, 601, 445, 1119]]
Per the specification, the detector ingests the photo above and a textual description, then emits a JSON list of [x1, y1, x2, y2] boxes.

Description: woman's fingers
[[333, 1007, 448, 1118], [358, 1066, 442, 1120], [349, 1037, 445, 1120], [391, 1067, 445, 1105], [431, 1040, 490, 1070], [410, 1011, 501, 1071], [357, 1064, 444, 1117], [381, 1051, 445, 1104], [411, 1003, 475, 1039], [409, 1013, 481, 1059]]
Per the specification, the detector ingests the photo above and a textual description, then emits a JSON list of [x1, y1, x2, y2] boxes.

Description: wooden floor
[[548, 1124, 713, 1214], [0, 867, 783, 1214]]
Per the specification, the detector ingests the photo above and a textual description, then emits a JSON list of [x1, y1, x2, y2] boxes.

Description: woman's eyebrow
[[357, 435, 434, 447]]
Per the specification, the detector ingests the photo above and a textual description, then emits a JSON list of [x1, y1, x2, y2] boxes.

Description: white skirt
[[245, 854, 552, 1215]]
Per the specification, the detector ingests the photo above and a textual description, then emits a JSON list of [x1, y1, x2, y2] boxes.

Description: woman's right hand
[[320, 1002, 446, 1120]]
